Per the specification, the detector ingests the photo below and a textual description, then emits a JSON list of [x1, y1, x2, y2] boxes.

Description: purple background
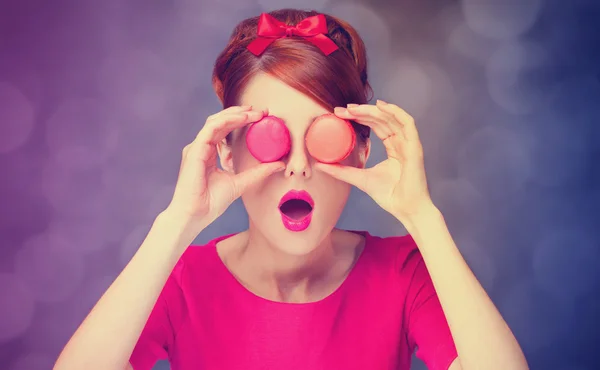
[[1, 0, 599, 369]]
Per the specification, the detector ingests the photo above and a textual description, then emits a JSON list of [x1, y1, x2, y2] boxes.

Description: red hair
[[212, 8, 372, 143]]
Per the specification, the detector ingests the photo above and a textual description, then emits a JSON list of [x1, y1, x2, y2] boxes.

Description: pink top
[[130, 230, 458, 370]]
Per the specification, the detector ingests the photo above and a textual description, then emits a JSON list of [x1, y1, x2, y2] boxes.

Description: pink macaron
[[245, 115, 291, 162], [306, 113, 356, 163]]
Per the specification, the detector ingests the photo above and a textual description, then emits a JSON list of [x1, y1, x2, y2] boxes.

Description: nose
[[284, 140, 312, 178]]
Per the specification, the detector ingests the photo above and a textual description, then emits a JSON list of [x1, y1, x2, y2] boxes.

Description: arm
[[53, 211, 202, 370], [402, 203, 528, 370]]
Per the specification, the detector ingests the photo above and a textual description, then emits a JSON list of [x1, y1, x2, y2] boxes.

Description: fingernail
[[334, 107, 347, 113], [347, 103, 359, 108], [376, 100, 388, 105]]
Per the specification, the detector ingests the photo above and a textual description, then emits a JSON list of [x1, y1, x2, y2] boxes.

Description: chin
[[255, 212, 334, 257]]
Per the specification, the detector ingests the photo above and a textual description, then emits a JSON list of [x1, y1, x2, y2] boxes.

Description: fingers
[[346, 104, 404, 139], [375, 100, 420, 143], [314, 162, 367, 192], [334, 106, 395, 140], [231, 161, 286, 199], [196, 106, 266, 145]]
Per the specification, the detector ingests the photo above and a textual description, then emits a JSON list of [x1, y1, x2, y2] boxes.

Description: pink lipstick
[[278, 190, 314, 232]]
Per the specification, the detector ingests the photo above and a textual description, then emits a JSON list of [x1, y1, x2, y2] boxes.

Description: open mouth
[[279, 198, 314, 220]]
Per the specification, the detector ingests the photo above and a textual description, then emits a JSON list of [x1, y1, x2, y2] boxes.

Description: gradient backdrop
[[1, 0, 599, 369]]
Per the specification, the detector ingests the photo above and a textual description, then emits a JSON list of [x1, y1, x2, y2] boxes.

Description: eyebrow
[[274, 115, 323, 125]]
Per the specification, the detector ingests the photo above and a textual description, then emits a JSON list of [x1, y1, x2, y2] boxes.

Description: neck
[[232, 226, 356, 303]]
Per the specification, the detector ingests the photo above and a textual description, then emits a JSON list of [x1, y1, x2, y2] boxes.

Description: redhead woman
[[53, 9, 528, 370]]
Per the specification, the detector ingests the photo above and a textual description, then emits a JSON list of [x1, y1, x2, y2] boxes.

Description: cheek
[[315, 173, 352, 208], [231, 136, 261, 172], [339, 147, 363, 167]]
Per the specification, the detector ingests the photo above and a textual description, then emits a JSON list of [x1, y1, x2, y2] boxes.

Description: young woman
[[53, 9, 528, 370]]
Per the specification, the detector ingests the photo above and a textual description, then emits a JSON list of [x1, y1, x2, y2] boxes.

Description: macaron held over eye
[[245, 114, 356, 164], [245, 115, 292, 162], [305, 113, 356, 164]]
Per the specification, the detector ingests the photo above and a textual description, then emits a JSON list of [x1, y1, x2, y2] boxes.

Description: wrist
[[153, 210, 207, 248], [396, 201, 442, 234]]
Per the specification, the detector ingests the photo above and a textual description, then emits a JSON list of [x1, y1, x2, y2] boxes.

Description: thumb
[[231, 161, 286, 198], [314, 163, 367, 191]]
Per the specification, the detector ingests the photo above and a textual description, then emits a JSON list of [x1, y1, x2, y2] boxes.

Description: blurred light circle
[[23, 275, 118, 354], [0, 273, 35, 343], [461, 0, 543, 40], [532, 228, 600, 301], [529, 112, 591, 188], [9, 353, 55, 370], [73, 275, 116, 314], [141, 184, 177, 220], [45, 214, 126, 255], [174, 0, 258, 32], [119, 224, 153, 266], [45, 98, 120, 169], [328, 3, 392, 90], [431, 177, 490, 238], [0, 57, 43, 107], [381, 58, 433, 119], [407, 63, 459, 147], [14, 234, 86, 303], [457, 125, 534, 200], [552, 75, 600, 146], [455, 237, 496, 291], [447, 23, 498, 64], [499, 280, 572, 351], [258, 0, 329, 11], [104, 115, 176, 166], [40, 158, 109, 217], [486, 41, 556, 115], [0, 81, 36, 153], [98, 49, 173, 122]]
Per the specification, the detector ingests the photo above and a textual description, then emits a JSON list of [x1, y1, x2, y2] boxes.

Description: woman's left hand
[[314, 100, 434, 224]]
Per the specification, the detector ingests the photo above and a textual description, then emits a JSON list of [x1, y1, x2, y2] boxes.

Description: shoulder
[[163, 232, 236, 290], [360, 232, 423, 284], [361, 230, 422, 272]]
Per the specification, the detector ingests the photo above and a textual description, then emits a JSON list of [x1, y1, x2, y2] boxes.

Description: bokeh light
[[1, 1, 599, 369], [486, 41, 557, 114], [328, 3, 392, 92], [119, 223, 154, 266], [446, 22, 498, 64], [461, 0, 543, 40], [45, 97, 120, 170], [40, 158, 109, 217], [430, 177, 491, 239], [258, 0, 329, 11], [528, 110, 592, 188], [499, 280, 573, 352], [0, 273, 35, 343], [97, 49, 175, 122], [13, 234, 85, 303], [532, 227, 600, 302], [9, 352, 56, 370], [0, 81, 36, 153], [457, 125, 534, 201], [381, 58, 433, 119], [455, 237, 497, 291]]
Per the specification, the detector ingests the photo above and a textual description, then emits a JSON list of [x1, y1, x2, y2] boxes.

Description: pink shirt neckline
[[207, 229, 371, 307]]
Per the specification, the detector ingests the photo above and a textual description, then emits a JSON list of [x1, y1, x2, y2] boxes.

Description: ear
[[358, 138, 371, 168], [217, 138, 235, 173]]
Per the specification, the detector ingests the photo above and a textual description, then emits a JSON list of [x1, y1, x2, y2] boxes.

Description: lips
[[279, 190, 315, 209], [278, 190, 314, 232]]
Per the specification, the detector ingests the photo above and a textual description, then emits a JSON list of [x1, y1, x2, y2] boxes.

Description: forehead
[[239, 73, 329, 123]]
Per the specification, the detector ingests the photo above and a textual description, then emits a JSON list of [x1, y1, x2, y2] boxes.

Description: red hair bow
[[247, 13, 339, 56]]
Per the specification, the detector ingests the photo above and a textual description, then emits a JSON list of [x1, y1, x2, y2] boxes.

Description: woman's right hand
[[163, 105, 285, 232]]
